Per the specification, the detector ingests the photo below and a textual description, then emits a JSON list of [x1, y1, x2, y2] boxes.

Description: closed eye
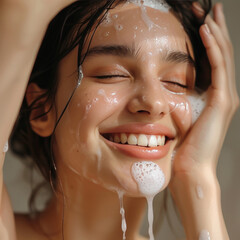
[[93, 75, 129, 79], [161, 80, 188, 93], [163, 81, 188, 89]]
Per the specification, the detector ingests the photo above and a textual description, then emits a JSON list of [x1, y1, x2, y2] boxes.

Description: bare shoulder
[[15, 214, 45, 240]]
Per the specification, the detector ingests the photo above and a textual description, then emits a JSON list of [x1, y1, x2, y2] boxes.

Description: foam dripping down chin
[[131, 161, 165, 196], [131, 161, 165, 240]]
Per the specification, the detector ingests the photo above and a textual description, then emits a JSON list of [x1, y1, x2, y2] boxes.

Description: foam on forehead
[[128, 0, 171, 12]]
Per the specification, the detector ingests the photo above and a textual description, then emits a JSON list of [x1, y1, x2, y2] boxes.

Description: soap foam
[[147, 196, 155, 240], [78, 65, 83, 86], [117, 190, 127, 240], [3, 141, 8, 153], [196, 185, 204, 200], [187, 91, 207, 124], [131, 161, 165, 196], [129, 0, 170, 12], [199, 230, 211, 240]]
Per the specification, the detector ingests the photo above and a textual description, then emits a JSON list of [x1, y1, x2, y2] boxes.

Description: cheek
[[62, 86, 126, 142], [163, 91, 192, 136], [53, 86, 127, 180]]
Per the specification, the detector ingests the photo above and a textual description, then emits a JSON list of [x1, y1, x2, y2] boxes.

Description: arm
[[169, 3, 239, 240], [0, 0, 77, 153], [0, 0, 77, 238]]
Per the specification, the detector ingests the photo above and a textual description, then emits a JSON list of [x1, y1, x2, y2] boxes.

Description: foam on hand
[[131, 161, 165, 196], [199, 230, 211, 240]]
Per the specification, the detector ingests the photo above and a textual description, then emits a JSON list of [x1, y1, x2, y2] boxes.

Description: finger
[[204, 15, 238, 105], [205, 15, 234, 78], [212, 3, 231, 42], [199, 24, 227, 91]]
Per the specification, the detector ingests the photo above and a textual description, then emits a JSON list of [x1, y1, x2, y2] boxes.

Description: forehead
[[87, 2, 191, 54]]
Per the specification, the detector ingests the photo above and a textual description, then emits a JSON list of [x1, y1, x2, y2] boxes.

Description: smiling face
[[52, 2, 196, 196]]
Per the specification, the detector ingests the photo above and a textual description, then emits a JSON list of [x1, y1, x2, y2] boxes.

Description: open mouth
[[102, 133, 170, 148]]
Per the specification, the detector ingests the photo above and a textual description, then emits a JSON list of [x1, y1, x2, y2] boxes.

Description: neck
[[36, 178, 147, 240]]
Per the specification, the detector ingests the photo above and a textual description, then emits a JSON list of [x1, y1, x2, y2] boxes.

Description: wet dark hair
[[10, 0, 211, 197]]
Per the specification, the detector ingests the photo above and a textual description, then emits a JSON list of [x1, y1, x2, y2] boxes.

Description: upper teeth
[[109, 133, 165, 147]]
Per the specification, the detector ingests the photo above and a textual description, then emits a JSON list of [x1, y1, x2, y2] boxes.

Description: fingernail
[[203, 24, 211, 34], [192, 2, 204, 13]]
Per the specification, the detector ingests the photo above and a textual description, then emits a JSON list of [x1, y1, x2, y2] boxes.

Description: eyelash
[[94, 75, 128, 79], [162, 81, 188, 89], [93, 76, 188, 90]]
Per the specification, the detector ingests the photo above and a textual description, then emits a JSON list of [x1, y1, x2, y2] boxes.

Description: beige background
[[3, 0, 240, 239]]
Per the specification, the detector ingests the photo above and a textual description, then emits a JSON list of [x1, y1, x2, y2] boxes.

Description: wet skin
[[53, 3, 196, 197]]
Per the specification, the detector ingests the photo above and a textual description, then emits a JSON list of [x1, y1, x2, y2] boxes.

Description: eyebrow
[[85, 44, 196, 67]]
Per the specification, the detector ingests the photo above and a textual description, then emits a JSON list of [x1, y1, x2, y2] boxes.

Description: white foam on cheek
[[199, 230, 211, 240], [129, 0, 170, 12], [98, 89, 118, 104], [83, 97, 99, 120], [187, 91, 207, 124], [131, 161, 165, 196]]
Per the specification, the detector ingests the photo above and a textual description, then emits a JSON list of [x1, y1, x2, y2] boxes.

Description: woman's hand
[[169, 3, 239, 240], [0, 1, 77, 239], [171, 2, 239, 179]]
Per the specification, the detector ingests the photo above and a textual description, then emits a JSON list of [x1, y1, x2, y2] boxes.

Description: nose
[[127, 79, 169, 118]]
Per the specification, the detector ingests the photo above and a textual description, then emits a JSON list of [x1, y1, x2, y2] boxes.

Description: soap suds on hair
[[129, 0, 170, 12]]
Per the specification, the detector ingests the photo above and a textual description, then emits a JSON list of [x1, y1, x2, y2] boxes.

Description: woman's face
[[53, 2, 195, 196]]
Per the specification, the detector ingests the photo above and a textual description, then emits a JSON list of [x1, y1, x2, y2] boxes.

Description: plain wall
[[3, 0, 240, 239]]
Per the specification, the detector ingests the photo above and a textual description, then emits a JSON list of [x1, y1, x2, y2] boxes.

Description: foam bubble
[[129, 0, 170, 12], [196, 185, 204, 200], [187, 91, 207, 124], [117, 190, 127, 240], [115, 24, 123, 31], [78, 65, 84, 86], [131, 161, 165, 196], [3, 141, 8, 153], [199, 230, 211, 240], [102, 12, 112, 26]]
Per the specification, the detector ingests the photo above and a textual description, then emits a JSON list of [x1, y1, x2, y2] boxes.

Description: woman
[[0, 0, 238, 239]]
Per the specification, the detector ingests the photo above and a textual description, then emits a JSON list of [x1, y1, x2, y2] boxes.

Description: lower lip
[[103, 138, 172, 160]]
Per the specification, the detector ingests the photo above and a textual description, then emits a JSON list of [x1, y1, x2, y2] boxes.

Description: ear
[[26, 83, 56, 137]]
